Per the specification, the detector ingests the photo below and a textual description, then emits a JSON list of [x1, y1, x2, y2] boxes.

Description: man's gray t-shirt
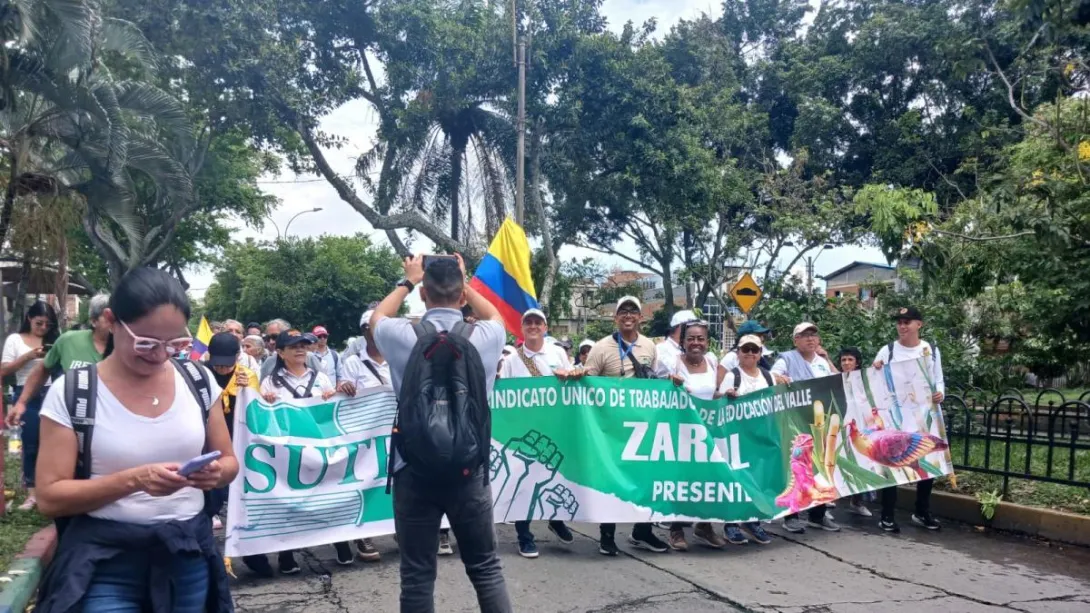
[[373, 307, 506, 397]]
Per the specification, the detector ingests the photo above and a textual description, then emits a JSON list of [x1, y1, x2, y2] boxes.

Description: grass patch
[[1, 453, 49, 579], [941, 437, 1090, 516]]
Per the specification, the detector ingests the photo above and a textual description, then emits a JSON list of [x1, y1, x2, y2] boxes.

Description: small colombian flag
[[469, 218, 539, 337], [189, 316, 215, 360]]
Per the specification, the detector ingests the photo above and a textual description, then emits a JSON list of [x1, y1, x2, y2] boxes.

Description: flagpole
[[515, 37, 526, 225]]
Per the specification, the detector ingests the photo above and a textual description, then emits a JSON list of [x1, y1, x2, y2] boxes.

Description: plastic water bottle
[[5, 426, 21, 456]]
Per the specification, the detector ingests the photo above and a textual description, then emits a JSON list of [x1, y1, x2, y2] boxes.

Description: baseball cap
[[312, 325, 329, 337], [207, 332, 241, 367], [793, 322, 818, 337], [359, 310, 374, 329], [737, 320, 770, 335], [245, 321, 261, 331], [277, 329, 317, 349], [503, 344, 517, 355], [669, 309, 698, 329], [579, 339, 595, 351], [738, 334, 764, 349], [615, 295, 642, 314], [522, 308, 548, 324], [557, 336, 573, 350], [893, 306, 923, 321]]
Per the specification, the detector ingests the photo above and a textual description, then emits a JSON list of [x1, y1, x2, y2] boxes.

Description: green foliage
[[977, 490, 1003, 521], [202, 235, 402, 344]]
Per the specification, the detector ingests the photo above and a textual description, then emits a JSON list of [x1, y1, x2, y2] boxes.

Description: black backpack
[[386, 321, 491, 490], [58, 359, 217, 534], [730, 366, 774, 391]]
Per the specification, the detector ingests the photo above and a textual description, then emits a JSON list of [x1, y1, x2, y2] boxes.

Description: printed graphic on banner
[[224, 387, 398, 557], [225, 358, 951, 556]]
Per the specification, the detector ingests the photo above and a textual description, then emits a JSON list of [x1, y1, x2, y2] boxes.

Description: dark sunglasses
[[264, 334, 276, 342], [316, 334, 329, 340], [739, 345, 762, 354]]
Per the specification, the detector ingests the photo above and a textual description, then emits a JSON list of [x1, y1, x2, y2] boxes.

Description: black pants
[[393, 468, 511, 613], [785, 506, 827, 523], [881, 479, 933, 521], [600, 522, 653, 540]]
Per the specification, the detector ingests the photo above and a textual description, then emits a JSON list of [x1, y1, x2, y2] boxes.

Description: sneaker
[[912, 513, 941, 531], [783, 517, 806, 533], [628, 531, 669, 553], [243, 555, 275, 579], [724, 525, 749, 545], [849, 502, 873, 517], [599, 536, 619, 556], [692, 523, 727, 549], [548, 521, 575, 544], [518, 536, 539, 558], [278, 551, 300, 575], [807, 516, 841, 532], [879, 519, 901, 533], [355, 539, 380, 562], [668, 529, 688, 551], [16, 496, 35, 512], [334, 542, 355, 565], [654, 522, 671, 530], [212, 516, 224, 531], [438, 532, 455, 555], [741, 522, 772, 545]]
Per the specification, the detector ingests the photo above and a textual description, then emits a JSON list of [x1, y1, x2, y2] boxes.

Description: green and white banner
[[225, 358, 952, 557]]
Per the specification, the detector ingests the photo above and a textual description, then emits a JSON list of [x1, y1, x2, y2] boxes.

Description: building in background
[[820, 261, 907, 307]]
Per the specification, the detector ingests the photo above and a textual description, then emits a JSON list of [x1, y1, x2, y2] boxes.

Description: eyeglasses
[[739, 345, 762, 354], [616, 308, 640, 317], [120, 320, 192, 356], [264, 334, 277, 342], [316, 334, 328, 340]]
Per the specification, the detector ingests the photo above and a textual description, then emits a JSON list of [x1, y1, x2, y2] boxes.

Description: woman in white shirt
[[258, 329, 349, 574], [666, 321, 728, 552], [2, 301, 59, 509], [34, 268, 238, 613], [715, 334, 775, 547]]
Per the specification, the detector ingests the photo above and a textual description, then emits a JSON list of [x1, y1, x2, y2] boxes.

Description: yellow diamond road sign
[[730, 272, 763, 314]]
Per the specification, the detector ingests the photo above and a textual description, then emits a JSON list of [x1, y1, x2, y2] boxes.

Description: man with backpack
[[582, 296, 670, 556], [371, 254, 511, 613], [872, 306, 945, 532]]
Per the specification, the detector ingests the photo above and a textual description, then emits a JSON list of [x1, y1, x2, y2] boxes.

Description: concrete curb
[[0, 525, 56, 613], [894, 485, 1090, 546]]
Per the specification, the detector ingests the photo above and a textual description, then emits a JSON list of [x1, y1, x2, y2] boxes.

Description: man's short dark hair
[[424, 258, 464, 306]]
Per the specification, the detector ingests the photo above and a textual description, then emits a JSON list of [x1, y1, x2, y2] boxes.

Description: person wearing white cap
[[498, 308, 582, 558], [653, 309, 699, 378], [583, 295, 669, 556], [770, 322, 840, 534], [574, 339, 595, 366]]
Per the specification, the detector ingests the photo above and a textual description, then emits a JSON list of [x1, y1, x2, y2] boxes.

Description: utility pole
[[807, 256, 814, 294], [515, 37, 527, 225]]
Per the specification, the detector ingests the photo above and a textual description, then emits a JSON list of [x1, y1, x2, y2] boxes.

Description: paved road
[[229, 509, 1090, 613]]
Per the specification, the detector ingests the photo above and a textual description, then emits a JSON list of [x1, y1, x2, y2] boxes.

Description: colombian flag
[[189, 316, 215, 360], [469, 219, 539, 337]]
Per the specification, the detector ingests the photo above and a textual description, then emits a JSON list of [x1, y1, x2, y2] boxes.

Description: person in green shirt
[[7, 294, 110, 429]]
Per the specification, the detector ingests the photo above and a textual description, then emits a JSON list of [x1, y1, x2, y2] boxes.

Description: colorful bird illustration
[[847, 419, 948, 480], [775, 434, 838, 514]]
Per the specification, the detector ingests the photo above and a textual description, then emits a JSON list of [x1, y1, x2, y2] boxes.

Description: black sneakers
[[334, 541, 355, 565], [879, 519, 901, 533], [598, 536, 619, 556], [912, 513, 941, 531], [278, 551, 300, 575], [628, 530, 669, 553], [242, 554, 275, 578]]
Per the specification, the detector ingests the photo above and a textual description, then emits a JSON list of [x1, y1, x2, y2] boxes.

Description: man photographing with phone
[[371, 254, 512, 613]]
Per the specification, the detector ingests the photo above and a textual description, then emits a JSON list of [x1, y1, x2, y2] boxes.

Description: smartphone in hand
[[177, 450, 222, 477]]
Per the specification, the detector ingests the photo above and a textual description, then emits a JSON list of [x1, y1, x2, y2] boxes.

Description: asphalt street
[[228, 509, 1090, 613]]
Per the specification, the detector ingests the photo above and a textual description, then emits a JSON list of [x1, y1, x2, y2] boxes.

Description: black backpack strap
[[731, 367, 741, 391], [450, 321, 475, 339], [171, 359, 213, 418], [886, 341, 895, 363], [412, 320, 436, 339], [363, 360, 386, 385], [65, 365, 98, 480], [303, 371, 318, 398], [760, 367, 774, 387]]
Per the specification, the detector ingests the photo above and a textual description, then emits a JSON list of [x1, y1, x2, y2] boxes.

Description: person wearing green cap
[[720, 320, 775, 373]]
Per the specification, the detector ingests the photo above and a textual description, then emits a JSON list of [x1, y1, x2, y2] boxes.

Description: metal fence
[[943, 386, 1090, 496]]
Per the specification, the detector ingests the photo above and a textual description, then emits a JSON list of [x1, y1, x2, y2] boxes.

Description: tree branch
[[931, 229, 1035, 242], [296, 119, 466, 255], [578, 241, 663, 275]]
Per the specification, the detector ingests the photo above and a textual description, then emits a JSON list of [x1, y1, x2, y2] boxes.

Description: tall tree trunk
[[55, 235, 69, 329], [660, 261, 675, 319], [449, 145, 464, 244], [0, 150, 20, 251], [529, 130, 559, 310]]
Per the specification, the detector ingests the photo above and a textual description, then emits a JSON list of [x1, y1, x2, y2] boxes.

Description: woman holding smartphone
[[2, 301, 59, 510], [34, 268, 238, 613]]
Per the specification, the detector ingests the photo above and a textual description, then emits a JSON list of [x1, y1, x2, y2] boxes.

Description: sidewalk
[[228, 509, 1090, 612]]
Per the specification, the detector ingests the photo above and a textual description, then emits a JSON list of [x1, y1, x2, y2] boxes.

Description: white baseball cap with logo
[[669, 309, 698, 329], [615, 295, 642, 314], [522, 308, 548, 324], [792, 322, 819, 337]]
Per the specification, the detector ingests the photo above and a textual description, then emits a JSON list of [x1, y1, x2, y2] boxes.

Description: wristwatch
[[397, 278, 415, 292]]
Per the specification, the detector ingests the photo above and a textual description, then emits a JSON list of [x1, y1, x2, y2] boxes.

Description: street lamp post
[[806, 245, 836, 293], [268, 207, 323, 240]]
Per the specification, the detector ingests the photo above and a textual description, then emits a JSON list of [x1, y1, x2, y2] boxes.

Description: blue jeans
[[82, 550, 209, 613], [13, 385, 43, 488]]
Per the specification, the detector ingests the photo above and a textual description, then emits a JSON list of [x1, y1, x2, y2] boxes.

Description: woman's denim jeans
[[82, 549, 209, 613]]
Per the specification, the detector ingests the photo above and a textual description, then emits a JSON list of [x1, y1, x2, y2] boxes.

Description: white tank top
[[674, 354, 719, 401]]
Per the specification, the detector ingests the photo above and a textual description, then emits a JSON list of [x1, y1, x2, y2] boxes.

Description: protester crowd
[[1, 257, 945, 613]]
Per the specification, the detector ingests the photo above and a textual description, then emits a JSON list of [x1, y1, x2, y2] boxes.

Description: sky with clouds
[[185, 0, 882, 298]]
